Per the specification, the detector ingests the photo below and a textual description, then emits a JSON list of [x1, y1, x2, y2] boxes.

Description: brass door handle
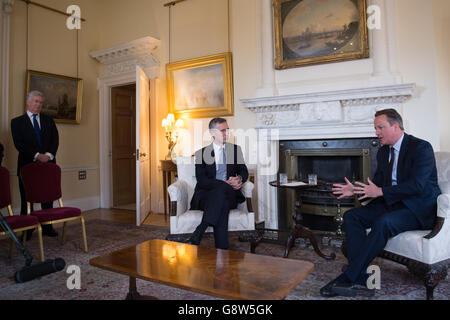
[[140, 152, 147, 157]]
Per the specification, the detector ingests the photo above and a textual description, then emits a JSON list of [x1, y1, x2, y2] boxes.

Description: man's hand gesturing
[[354, 178, 383, 200], [332, 177, 355, 199]]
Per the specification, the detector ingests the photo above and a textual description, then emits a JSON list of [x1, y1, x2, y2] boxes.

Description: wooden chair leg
[[80, 216, 88, 252], [37, 225, 44, 262]]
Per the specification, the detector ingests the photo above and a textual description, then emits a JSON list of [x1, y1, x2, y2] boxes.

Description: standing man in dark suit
[[320, 109, 441, 297], [11, 91, 59, 237], [187, 118, 249, 249]]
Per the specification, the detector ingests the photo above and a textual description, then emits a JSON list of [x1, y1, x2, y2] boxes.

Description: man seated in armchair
[[320, 109, 441, 297], [186, 118, 248, 250]]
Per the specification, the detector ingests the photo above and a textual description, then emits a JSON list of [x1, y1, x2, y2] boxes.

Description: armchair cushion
[[171, 209, 255, 235]]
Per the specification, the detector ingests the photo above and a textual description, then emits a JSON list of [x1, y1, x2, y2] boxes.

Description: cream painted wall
[[432, 0, 450, 152], [393, 0, 441, 150], [8, 0, 101, 211]]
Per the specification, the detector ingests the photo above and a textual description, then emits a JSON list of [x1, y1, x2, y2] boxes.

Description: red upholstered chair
[[20, 162, 88, 253], [0, 166, 44, 261]]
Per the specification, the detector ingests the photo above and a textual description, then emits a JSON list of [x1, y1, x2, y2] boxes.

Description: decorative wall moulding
[[2, 0, 14, 14], [241, 83, 415, 140], [90, 36, 161, 78], [242, 83, 415, 113]]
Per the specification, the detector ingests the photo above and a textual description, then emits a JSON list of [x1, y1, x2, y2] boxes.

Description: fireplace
[[277, 138, 380, 234], [241, 83, 415, 231]]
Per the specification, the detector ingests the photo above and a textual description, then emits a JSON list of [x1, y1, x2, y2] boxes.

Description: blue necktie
[[32, 114, 42, 148], [216, 147, 227, 181]]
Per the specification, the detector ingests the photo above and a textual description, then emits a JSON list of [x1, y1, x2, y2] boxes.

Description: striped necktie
[[32, 114, 42, 148]]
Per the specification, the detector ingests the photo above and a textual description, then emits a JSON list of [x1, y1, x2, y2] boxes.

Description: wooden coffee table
[[90, 239, 314, 300]]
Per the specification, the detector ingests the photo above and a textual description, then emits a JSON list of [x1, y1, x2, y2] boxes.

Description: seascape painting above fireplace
[[273, 0, 369, 69]]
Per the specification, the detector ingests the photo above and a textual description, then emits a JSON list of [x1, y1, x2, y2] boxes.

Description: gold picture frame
[[166, 52, 234, 119], [26, 70, 83, 124], [273, 0, 369, 70]]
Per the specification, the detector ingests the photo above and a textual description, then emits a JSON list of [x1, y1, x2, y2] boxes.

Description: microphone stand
[[0, 212, 66, 283]]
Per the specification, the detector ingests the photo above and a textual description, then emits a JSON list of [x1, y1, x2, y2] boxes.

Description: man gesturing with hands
[[320, 109, 441, 298]]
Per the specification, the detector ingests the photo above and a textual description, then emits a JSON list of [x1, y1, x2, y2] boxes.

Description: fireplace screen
[[278, 138, 379, 233]]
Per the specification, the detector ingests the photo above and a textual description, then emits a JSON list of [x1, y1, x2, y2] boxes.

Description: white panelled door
[[136, 66, 151, 226]]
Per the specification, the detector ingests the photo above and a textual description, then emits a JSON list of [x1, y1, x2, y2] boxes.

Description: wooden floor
[[82, 208, 170, 227]]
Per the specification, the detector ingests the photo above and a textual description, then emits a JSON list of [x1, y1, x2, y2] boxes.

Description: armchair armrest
[[424, 193, 449, 240], [437, 193, 450, 219], [241, 181, 254, 198], [167, 180, 189, 216]]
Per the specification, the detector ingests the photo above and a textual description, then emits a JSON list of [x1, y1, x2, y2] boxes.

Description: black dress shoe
[[331, 283, 375, 297], [320, 279, 341, 298], [185, 235, 201, 245]]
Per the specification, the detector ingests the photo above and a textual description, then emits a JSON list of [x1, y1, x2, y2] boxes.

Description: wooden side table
[[160, 160, 177, 220], [269, 180, 336, 261]]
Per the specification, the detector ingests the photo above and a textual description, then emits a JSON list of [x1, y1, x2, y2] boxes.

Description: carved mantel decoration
[[90, 36, 161, 78], [242, 83, 415, 140]]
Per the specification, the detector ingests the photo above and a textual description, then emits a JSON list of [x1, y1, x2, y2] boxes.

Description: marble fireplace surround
[[241, 83, 415, 229]]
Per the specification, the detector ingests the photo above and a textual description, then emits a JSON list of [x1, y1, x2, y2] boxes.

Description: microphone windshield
[[15, 258, 66, 283]]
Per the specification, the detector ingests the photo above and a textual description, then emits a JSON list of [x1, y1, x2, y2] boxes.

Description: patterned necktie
[[32, 114, 42, 148], [216, 146, 227, 181], [386, 147, 395, 186]]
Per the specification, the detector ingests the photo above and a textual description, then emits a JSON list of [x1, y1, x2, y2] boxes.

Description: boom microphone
[[15, 258, 66, 283]]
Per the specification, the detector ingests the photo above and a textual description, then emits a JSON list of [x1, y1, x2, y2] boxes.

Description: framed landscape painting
[[273, 0, 369, 69], [166, 52, 234, 119], [26, 70, 83, 124]]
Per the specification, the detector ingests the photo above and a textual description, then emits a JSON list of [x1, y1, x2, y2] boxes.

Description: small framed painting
[[26, 70, 83, 124]]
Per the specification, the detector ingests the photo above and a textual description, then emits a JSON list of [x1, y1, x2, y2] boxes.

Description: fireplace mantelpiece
[[241, 83, 415, 229]]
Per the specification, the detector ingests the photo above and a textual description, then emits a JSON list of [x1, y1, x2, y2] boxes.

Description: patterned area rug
[[0, 219, 448, 300]]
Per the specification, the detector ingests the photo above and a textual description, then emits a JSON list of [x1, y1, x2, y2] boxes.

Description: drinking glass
[[308, 174, 317, 185], [279, 173, 288, 185]]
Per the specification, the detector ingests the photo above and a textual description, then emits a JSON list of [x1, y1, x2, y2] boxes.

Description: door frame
[[98, 70, 158, 219]]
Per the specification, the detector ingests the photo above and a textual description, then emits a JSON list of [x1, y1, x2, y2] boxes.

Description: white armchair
[[165, 157, 257, 246], [377, 151, 450, 300]]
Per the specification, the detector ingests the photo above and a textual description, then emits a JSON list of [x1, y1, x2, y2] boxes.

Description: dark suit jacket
[[190, 143, 249, 211], [372, 133, 441, 228], [11, 113, 59, 175]]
